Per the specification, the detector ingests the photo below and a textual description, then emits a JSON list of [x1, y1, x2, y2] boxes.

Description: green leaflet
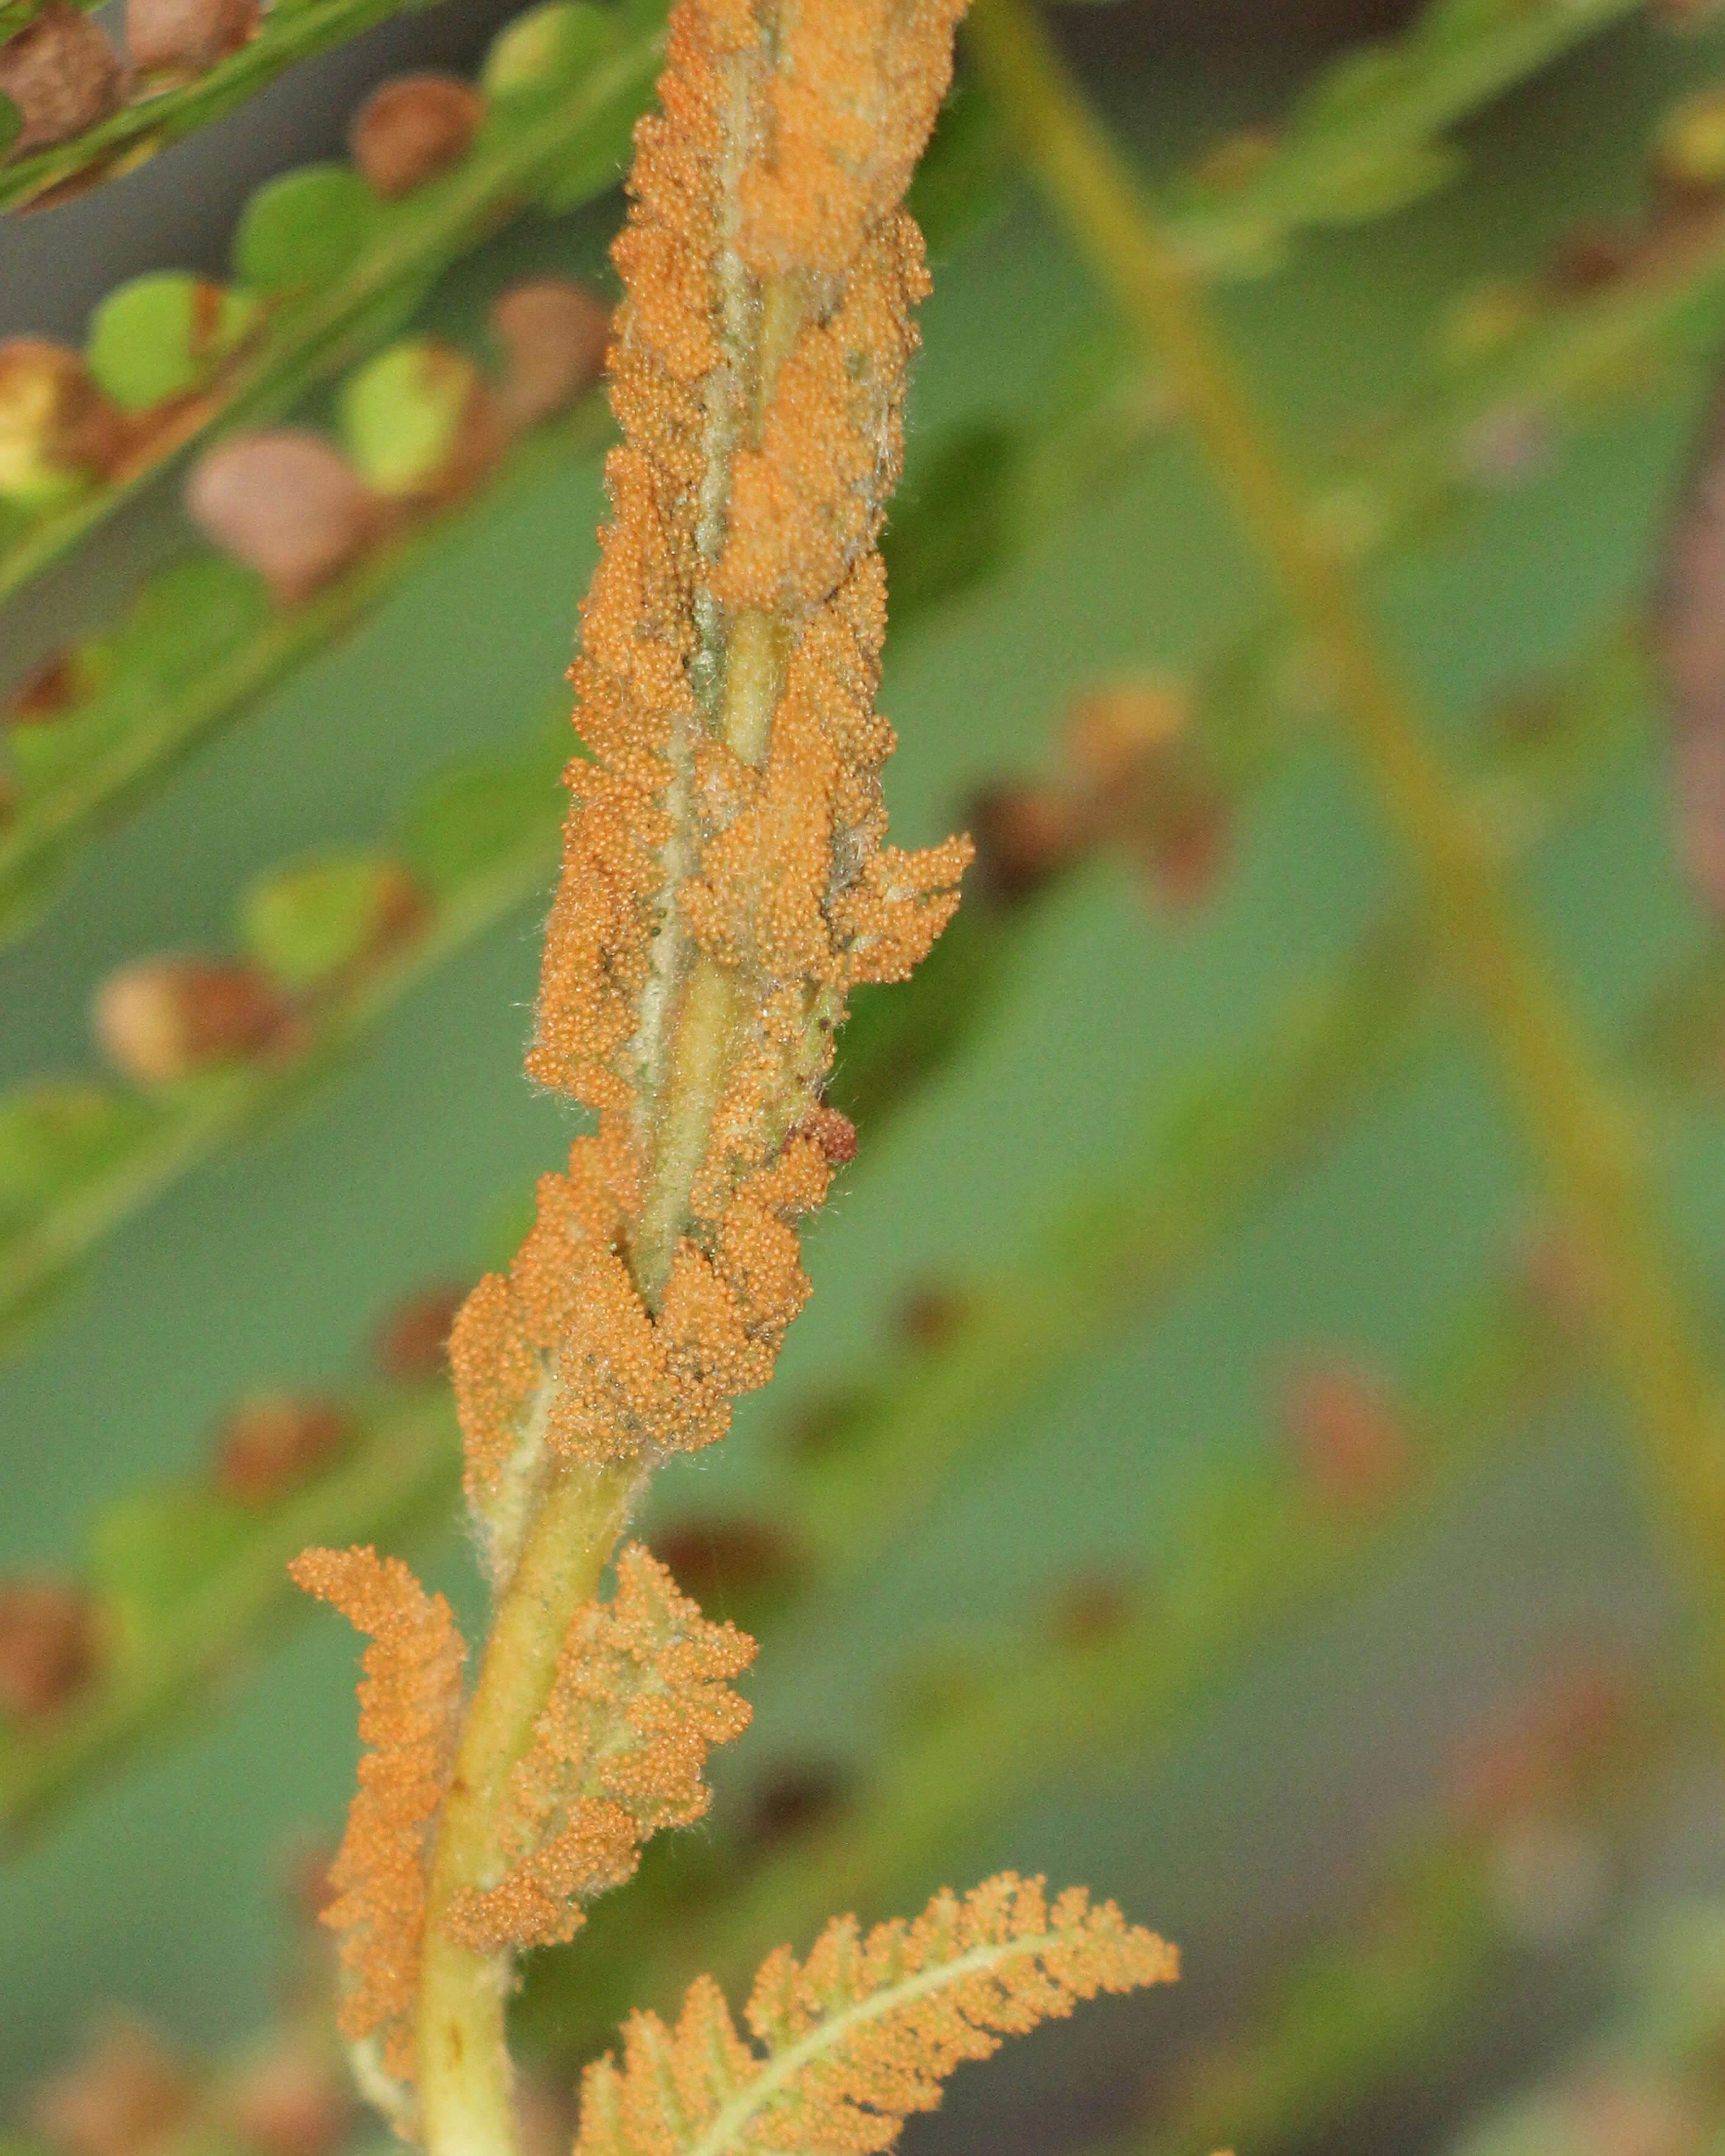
[[233, 165, 380, 295], [239, 854, 418, 992], [90, 1489, 263, 1652], [336, 339, 481, 494], [1159, 0, 1640, 277], [0, 1085, 152, 1242], [1296, 138, 1464, 229], [86, 275, 261, 412]]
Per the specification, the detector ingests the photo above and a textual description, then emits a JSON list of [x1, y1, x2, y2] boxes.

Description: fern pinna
[[292, 4, 1174, 2152]]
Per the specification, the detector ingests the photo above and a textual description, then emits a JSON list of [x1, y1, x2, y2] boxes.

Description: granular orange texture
[[573, 1875, 1178, 2156], [453, 0, 972, 1499], [450, 1130, 623, 1510], [286, 1548, 467, 2085], [444, 1545, 753, 1951]]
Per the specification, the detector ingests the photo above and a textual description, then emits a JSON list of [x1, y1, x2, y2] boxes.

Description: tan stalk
[[967, 0, 1725, 1631]]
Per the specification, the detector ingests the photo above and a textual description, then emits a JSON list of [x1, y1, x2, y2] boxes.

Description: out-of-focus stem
[[967, 0, 1725, 1626]]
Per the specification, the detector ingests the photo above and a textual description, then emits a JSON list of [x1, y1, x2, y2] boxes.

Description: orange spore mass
[[444, 1545, 753, 1952], [451, 0, 971, 1501], [286, 1548, 467, 2084]]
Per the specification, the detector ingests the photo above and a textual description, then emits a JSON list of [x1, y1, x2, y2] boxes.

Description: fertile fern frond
[[284, 1548, 466, 2091], [573, 1873, 1177, 2156], [292, 1542, 755, 2102], [443, 1545, 754, 1953]]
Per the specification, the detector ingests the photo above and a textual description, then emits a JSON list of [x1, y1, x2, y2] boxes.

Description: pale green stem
[[967, 0, 1725, 1628], [417, 1459, 641, 2156], [632, 269, 799, 1303]]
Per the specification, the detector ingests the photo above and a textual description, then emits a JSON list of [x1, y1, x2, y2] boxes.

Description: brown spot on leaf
[[490, 280, 612, 433], [965, 780, 1088, 906], [0, 337, 126, 488], [0, 1576, 97, 1721], [350, 73, 483, 198], [0, 5, 126, 158], [1045, 1570, 1137, 1649], [92, 956, 291, 1085], [896, 1283, 970, 1348], [125, 0, 258, 76], [1279, 1356, 1410, 1512], [372, 1284, 470, 1382], [28, 2023, 194, 2156], [5, 648, 83, 725], [185, 431, 378, 605], [214, 1395, 350, 1503], [1447, 1655, 1639, 1831], [1546, 219, 1643, 297], [651, 1516, 800, 1608], [737, 1759, 852, 1855], [220, 2032, 352, 2156]]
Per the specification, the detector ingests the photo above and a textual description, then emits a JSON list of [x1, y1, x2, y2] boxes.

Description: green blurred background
[[7, 4, 1725, 2151]]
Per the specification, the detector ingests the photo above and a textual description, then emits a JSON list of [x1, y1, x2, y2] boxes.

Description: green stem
[[967, 0, 1725, 1625], [416, 1459, 641, 2156]]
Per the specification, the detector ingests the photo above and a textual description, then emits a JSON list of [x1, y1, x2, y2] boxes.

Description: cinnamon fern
[[289, 4, 1177, 2151], [15, 0, 1725, 2152]]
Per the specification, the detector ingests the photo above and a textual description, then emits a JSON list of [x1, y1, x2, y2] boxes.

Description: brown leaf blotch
[[350, 73, 483, 197]]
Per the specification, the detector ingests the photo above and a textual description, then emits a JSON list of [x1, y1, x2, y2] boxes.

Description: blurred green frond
[[0, 0, 665, 601], [0, 320, 1160, 951], [1127, 1703, 1669, 2156], [0, 396, 607, 945], [0, 1386, 452, 1840], [0, 911, 1417, 1833], [0, 554, 1659, 1360], [1157, 0, 1650, 279], [1318, 206, 1725, 561], [0, 705, 572, 1351], [0, 0, 435, 213]]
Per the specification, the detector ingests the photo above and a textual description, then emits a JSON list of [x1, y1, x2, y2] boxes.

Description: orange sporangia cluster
[[573, 1874, 1178, 2156], [445, 1545, 753, 1951], [285, 1548, 467, 2085], [298, 4, 986, 2131], [450, 0, 972, 1515]]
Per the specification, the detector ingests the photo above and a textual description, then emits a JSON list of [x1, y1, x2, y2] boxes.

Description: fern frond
[[521, 1226, 1581, 2067], [0, 393, 605, 949], [0, 0, 420, 214], [573, 1875, 1176, 2156], [444, 1545, 753, 1952], [1160, 0, 1640, 278], [286, 1547, 466, 2091], [450, 0, 973, 1549], [0, 4, 663, 605]]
